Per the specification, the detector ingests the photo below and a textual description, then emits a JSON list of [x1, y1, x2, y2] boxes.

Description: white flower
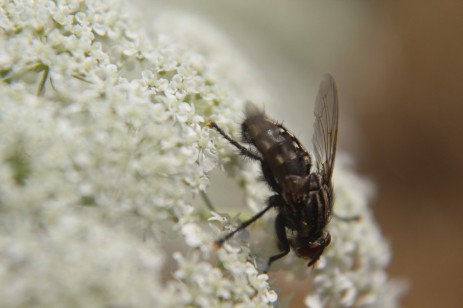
[[0, 0, 403, 307]]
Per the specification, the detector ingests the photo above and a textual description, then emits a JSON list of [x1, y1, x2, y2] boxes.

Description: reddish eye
[[297, 243, 322, 259], [324, 233, 331, 246], [296, 233, 331, 260]]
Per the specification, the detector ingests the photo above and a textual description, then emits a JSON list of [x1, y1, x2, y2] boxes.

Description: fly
[[209, 74, 342, 271]]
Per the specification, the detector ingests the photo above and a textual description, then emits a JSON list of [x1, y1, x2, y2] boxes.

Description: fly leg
[[263, 195, 291, 272], [332, 213, 360, 222], [214, 201, 274, 248], [264, 213, 290, 273], [208, 121, 262, 161]]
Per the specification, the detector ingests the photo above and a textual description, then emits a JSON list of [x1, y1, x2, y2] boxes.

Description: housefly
[[208, 74, 340, 270]]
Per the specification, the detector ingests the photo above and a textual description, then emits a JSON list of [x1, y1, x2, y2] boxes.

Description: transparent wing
[[311, 74, 339, 183]]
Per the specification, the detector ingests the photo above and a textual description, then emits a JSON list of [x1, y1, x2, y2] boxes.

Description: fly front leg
[[265, 212, 290, 273], [263, 195, 291, 272]]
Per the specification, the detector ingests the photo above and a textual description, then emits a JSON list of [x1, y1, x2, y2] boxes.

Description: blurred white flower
[[0, 0, 403, 307]]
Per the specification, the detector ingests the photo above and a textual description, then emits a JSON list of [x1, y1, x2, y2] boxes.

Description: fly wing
[[311, 74, 339, 183]]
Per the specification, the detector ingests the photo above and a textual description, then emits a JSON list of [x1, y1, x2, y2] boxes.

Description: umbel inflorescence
[[0, 1, 402, 307]]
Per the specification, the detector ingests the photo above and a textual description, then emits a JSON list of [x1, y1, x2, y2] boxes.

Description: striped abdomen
[[242, 107, 312, 204]]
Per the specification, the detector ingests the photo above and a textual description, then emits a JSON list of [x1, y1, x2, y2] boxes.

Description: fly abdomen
[[242, 107, 311, 181], [260, 127, 305, 178]]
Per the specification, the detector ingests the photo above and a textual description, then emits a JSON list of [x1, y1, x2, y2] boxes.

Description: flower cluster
[[0, 0, 402, 307]]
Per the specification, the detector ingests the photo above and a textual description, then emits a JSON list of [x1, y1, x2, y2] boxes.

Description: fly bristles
[[244, 101, 265, 118]]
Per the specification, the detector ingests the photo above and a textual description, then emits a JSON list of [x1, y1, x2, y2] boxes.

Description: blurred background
[[142, 1, 463, 307]]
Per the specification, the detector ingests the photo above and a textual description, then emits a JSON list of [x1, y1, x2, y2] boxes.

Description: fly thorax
[[281, 175, 309, 205], [308, 173, 323, 190]]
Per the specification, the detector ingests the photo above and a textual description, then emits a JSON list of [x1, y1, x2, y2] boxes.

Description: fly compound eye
[[324, 232, 331, 246], [297, 242, 322, 260], [296, 233, 331, 261]]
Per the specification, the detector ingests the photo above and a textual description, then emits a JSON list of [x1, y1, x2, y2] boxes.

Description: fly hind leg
[[208, 121, 262, 161], [332, 213, 361, 222]]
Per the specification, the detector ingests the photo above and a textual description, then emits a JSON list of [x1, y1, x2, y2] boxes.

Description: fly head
[[295, 232, 331, 267]]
